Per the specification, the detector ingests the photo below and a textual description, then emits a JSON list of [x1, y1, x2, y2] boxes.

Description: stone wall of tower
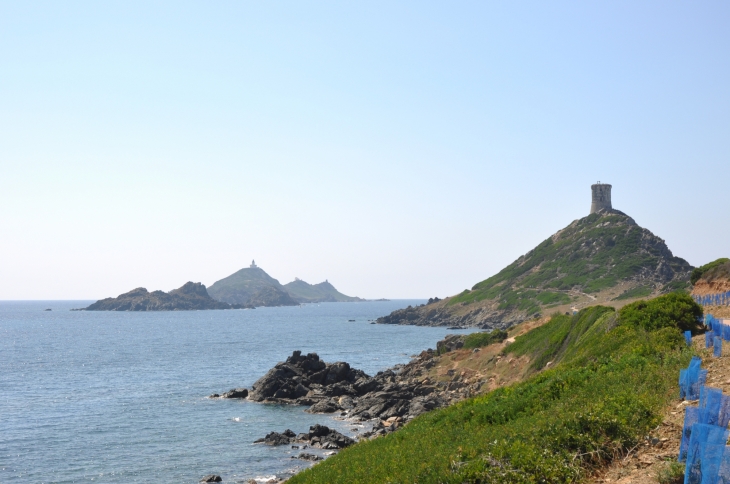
[[590, 184, 612, 214]]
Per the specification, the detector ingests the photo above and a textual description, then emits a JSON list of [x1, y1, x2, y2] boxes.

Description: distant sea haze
[[0, 300, 477, 483]]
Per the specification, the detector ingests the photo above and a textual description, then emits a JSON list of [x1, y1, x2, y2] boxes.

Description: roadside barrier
[[687, 331, 695, 345], [694, 292, 730, 307], [678, 318, 730, 483]]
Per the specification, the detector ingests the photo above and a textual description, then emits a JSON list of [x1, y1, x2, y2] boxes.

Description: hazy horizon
[[2, 2, 728, 300]]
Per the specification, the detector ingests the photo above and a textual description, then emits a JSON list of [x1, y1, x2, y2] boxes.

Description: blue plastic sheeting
[[681, 358, 705, 400], [723, 325, 730, 342], [697, 444, 725, 484], [680, 407, 701, 461], [687, 331, 695, 345], [716, 450, 730, 484], [708, 332, 716, 348], [684, 424, 730, 483], [695, 293, 730, 307], [699, 387, 724, 427], [715, 338, 723, 358]]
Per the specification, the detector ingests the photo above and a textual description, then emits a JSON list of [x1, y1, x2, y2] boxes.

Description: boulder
[[294, 452, 322, 461], [200, 475, 222, 483], [255, 429, 296, 446], [221, 388, 248, 399]]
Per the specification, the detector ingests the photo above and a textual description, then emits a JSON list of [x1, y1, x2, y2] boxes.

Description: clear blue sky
[[1, 1, 728, 299]]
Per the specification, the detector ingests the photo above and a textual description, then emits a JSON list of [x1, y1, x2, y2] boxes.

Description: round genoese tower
[[590, 182, 612, 214]]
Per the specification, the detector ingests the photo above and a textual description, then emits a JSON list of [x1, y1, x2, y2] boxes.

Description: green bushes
[[462, 330, 508, 349], [618, 292, 703, 334], [289, 295, 695, 484]]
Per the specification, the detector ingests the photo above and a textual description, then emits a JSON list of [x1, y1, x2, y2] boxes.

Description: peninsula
[[378, 183, 692, 328]]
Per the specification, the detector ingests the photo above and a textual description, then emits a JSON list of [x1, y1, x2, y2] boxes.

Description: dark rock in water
[[200, 475, 222, 483], [236, 348, 459, 422], [44, 308, 52, 311], [254, 429, 297, 446], [257, 425, 354, 450], [247, 350, 367, 402], [82, 282, 244, 311], [294, 452, 322, 461], [208, 393, 220, 398], [220, 388, 248, 399]]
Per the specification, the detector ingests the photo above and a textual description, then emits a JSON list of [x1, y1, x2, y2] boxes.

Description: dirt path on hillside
[[587, 335, 730, 483]]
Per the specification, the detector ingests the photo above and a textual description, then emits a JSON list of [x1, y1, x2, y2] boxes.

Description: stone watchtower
[[590, 183, 612, 214]]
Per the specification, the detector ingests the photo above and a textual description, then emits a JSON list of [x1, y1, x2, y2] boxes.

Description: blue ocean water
[[0, 300, 476, 483]]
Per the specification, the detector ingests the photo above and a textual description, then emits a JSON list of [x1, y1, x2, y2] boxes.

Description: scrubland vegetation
[[289, 293, 702, 484]]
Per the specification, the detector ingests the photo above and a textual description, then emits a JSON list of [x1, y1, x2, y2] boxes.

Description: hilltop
[[207, 262, 363, 307], [283, 278, 363, 303], [82, 282, 238, 311], [207, 263, 299, 307], [378, 209, 692, 328]]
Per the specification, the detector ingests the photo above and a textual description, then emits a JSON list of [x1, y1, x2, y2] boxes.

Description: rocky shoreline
[[205, 331, 513, 483], [211, 338, 488, 435]]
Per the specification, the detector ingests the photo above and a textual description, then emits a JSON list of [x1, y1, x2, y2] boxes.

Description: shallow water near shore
[[0, 300, 477, 483]]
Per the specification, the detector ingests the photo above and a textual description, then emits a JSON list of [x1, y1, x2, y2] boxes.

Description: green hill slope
[[378, 209, 693, 328], [283, 279, 363, 303], [207, 264, 299, 307], [289, 293, 701, 484]]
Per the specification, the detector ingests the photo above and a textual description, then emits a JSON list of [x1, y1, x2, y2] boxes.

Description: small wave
[[252, 475, 278, 483], [232, 417, 241, 422]]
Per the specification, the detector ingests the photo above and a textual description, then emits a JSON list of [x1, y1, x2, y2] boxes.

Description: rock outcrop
[[219, 349, 476, 424], [255, 424, 355, 450], [82, 282, 241, 311]]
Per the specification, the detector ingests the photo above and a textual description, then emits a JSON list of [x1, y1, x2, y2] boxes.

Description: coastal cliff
[[83, 282, 240, 311]]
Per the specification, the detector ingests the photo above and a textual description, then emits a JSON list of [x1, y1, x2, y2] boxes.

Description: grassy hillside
[[290, 293, 701, 484], [447, 210, 691, 315]]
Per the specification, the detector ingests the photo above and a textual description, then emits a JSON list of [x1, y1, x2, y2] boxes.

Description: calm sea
[[0, 300, 476, 483]]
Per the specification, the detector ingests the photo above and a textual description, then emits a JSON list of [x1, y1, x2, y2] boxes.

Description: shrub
[[463, 330, 508, 349], [657, 460, 685, 484], [618, 292, 703, 334]]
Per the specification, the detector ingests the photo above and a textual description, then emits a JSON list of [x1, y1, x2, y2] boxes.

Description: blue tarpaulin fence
[[678, 344, 730, 483], [695, 292, 730, 307]]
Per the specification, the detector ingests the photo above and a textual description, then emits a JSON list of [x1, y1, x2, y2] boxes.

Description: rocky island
[[206, 261, 363, 307], [82, 282, 242, 311]]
